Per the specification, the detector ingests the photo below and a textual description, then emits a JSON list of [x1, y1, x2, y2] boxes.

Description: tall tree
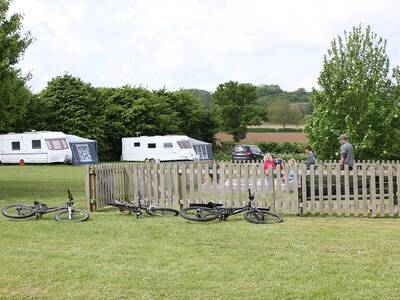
[[305, 25, 400, 160], [100, 86, 147, 160], [213, 81, 265, 142], [40, 74, 106, 157], [0, 0, 33, 133], [155, 89, 217, 142], [267, 100, 304, 128]]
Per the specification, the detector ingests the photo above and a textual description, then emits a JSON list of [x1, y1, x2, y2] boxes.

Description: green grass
[[1, 165, 400, 299], [0, 165, 86, 205]]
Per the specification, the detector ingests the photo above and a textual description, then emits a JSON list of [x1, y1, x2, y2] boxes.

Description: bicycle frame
[[32, 199, 74, 219], [29, 190, 75, 219], [2, 190, 89, 222], [194, 199, 261, 221], [107, 196, 154, 218]]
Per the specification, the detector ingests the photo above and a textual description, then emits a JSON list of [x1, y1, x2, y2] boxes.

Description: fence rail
[[85, 161, 400, 217]]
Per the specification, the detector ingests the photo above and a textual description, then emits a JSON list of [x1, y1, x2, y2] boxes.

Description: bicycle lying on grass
[[106, 194, 179, 219], [2, 190, 90, 222], [180, 189, 283, 224]]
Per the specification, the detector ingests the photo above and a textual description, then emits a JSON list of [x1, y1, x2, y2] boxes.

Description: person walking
[[338, 134, 354, 170]]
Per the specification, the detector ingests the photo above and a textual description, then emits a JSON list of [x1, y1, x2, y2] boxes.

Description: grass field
[[1, 165, 400, 299]]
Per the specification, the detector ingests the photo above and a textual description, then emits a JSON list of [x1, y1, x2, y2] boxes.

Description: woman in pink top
[[263, 153, 276, 176]]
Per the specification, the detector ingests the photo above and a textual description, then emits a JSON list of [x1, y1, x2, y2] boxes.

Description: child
[[263, 153, 276, 176], [287, 158, 297, 183]]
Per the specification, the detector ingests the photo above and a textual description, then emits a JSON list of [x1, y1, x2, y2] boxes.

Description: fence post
[[85, 165, 97, 212]]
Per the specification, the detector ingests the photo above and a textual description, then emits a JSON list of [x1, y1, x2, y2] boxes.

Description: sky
[[9, 0, 400, 93]]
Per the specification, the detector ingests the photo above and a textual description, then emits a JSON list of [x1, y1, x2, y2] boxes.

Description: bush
[[258, 141, 280, 153], [277, 142, 305, 154], [214, 141, 306, 162], [213, 151, 231, 161]]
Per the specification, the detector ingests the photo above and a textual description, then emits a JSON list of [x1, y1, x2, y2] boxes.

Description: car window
[[249, 145, 262, 153]]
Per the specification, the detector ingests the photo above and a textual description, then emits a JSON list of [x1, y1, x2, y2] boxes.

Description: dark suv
[[232, 145, 264, 162]]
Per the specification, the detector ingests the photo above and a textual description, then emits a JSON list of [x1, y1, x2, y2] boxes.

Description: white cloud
[[9, 0, 400, 92]]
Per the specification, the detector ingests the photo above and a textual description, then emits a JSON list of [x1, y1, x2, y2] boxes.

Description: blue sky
[[10, 0, 400, 92]]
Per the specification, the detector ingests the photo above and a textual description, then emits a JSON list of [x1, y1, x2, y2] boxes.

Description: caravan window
[[45, 138, 69, 150], [177, 140, 192, 149], [11, 141, 20, 150], [148, 143, 156, 149], [32, 140, 41, 149], [134, 142, 140, 147], [163, 143, 173, 148]]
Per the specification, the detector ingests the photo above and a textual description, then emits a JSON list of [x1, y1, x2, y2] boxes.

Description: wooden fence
[[85, 161, 400, 217]]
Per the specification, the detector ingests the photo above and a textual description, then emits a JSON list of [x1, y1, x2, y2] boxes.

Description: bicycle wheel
[[148, 207, 179, 217], [2, 204, 35, 219], [180, 206, 218, 222], [244, 208, 283, 224], [54, 209, 90, 222]]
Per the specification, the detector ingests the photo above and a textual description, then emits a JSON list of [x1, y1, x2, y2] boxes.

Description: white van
[[121, 135, 198, 162], [0, 131, 72, 164]]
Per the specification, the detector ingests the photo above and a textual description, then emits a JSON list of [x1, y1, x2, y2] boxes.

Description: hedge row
[[257, 141, 306, 154], [215, 141, 307, 156], [213, 151, 307, 162]]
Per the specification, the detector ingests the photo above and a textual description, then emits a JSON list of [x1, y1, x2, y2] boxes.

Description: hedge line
[[215, 141, 308, 161]]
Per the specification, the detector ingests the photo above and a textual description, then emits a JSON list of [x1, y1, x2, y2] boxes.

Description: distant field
[[216, 132, 308, 143]]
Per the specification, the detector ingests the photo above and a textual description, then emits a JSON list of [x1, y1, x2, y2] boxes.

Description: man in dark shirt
[[304, 145, 316, 169], [338, 134, 354, 169]]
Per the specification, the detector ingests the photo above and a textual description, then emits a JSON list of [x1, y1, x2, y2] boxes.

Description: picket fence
[[85, 161, 400, 217]]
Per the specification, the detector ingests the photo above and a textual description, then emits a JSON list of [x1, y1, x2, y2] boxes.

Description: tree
[[267, 100, 304, 128], [99, 86, 155, 160], [305, 25, 400, 160], [39, 74, 106, 157], [155, 89, 217, 142], [0, 0, 33, 133], [213, 81, 265, 142], [99, 87, 216, 160]]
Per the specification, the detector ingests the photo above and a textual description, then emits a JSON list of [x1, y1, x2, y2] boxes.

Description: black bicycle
[[106, 194, 179, 219], [180, 189, 283, 224], [2, 190, 90, 222]]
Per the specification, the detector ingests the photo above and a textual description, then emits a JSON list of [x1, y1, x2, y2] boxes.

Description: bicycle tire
[[2, 204, 35, 219], [244, 208, 283, 224], [148, 207, 179, 217], [180, 206, 218, 222], [54, 209, 90, 222]]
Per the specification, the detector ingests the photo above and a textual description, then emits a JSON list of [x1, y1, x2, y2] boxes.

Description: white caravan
[[0, 131, 72, 164], [121, 135, 198, 162]]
